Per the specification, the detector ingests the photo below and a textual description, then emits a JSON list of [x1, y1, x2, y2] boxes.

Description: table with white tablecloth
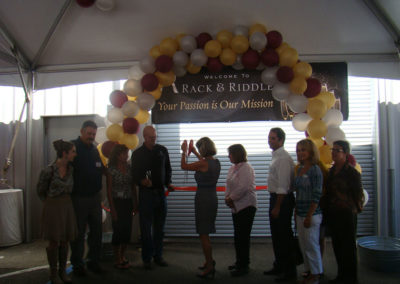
[[0, 189, 24, 246]]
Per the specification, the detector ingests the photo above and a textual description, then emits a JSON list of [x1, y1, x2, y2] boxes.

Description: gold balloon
[[307, 99, 327, 119], [135, 109, 150, 124], [97, 144, 108, 167], [175, 33, 186, 49], [308, 137, 324, 149], [120, 133, 139, 150], [276, 42, 290, 55], [293, 62, 312, 78], [249, 23, 267, 36], [289, 76, 308, 95], [311, 92, 336, 109], [159, 37, 178, 57], [204, 40, 222, 58], [355, 163, 362, 173], [307, 119, 327, 139], [186, 61, 202, 74], [219, 48, 237, 66], [148, 84, 163, 100], [319, 144, 333, 165], [128, 96, 137, 101], [216, 30, 233, 48], [149, 45, 162, 58], [106, 124, 123, 142], [155, 70, 176, 86], [279, 47, 298, 67], [230, 35, 249, 54]]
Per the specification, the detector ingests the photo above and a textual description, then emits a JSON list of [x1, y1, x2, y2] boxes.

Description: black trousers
[[111, 198, 133, 245], [232, 206, 257, 268], [70, 193, 102, 267], [328, 207, 358, 283], [269, 192, 296, 276]]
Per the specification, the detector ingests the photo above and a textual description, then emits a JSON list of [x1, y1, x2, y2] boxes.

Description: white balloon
[[250, 31, 267, 51], [325, 126, 346, 146], [140, 55, 156, 74], [322, 109, 343, 128], [173, 51, 189, 67], [107, 107, 124, 124], [137, 92, 156, 110], [286, 94, 308, 113], [128, 65, 144, 80], [272, 83, 290, 101], [121, 101, 139, 117], [173, 65, 187, 77], [95, 127, 108, 144], [96, 0, 115, 11], [292, 113, 312, 131], [363, 189, 369, 206], [256, 62, 266, 71], [123, 79, 142, 97], [232, 61, 244, 70], [190, 49, 207, 67], [233, 25, 249, 37], [261, 66, 279, 86], [102, 209, 107, 223], [180, 35, 197, 53]]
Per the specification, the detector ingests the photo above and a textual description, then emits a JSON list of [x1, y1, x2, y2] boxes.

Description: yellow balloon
[[308, 137, 324, 149], [135, 109, 150, 124], [289, 76, 308, 95], [319, 144, 333, 165], [219, 48, 237, 66], [307, 119, 327, 139], [155, 70, 176, 87], [355, 163, 362, 174], [149, 45, 162, 58], [249, 23, 267, 36], [311, 92, 336, 109], [175, 33, 186, 49], [276, 42, 290, 55], [120, 133, 139, 150], [97, 144, 108, 167], [204, 40, 222, 58], [159, 37, 178, 57], [279, 47, 298, 67], [148, 84, 163, 100], [230, 35, 249, 54], [128, 96, 137, 101], [293, 62, 312, 78], [307, 99, 327, 119], [106, 124, 123, 142], [186, 61, 202, 74], [216, 30, 233, 48]]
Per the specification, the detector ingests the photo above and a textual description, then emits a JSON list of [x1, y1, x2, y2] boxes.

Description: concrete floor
[[0, 238, 399, 284]]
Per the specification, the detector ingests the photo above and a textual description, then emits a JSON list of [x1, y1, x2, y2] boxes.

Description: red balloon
[[348, 154, 357, 167], [101, 141, 117, 158], [109, 90, 128, 108], [241, 49, 260, 70], [155, 55, 173, 73], [122, 118, 139, 134], [207, 58, 224, 73], [260, 48, 279, 67], [196, 32, 212, 48], [76, 0, 95, 7], [141, 74, 159, 92], [266, 31, 283, 49], [304, 77, 322, 98], [276, 66, 294, 83]]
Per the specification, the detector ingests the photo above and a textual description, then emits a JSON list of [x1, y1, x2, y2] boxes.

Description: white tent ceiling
[[0, 0, 399, 90]]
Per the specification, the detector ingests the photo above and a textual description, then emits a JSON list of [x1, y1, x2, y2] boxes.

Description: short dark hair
[[81, 120, 97, 130], [270, 127, 286, 143], [53, 139, 74, 158], [333, 140, 351, 154], [228, 144, 247, 163]]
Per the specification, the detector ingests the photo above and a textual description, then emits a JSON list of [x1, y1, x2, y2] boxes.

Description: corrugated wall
[[157, 76, 376, 237]]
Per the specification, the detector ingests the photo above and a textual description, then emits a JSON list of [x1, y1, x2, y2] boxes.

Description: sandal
[[302, 271, 311, 278], [114, 262, 131, 269], [121, 258, 129, 265]]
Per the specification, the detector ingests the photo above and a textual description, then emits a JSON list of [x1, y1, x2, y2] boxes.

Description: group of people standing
[[36, 121, 364, 284]]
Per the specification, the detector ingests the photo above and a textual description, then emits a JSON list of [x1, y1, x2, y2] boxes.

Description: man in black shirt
[[70, 120, 105, 276], [131, 125, 174, 270]]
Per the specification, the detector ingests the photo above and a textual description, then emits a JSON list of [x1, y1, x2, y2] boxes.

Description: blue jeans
[[138, 188, 167, 262]]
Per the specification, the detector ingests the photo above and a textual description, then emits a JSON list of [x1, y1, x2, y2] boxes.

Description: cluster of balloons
[[76, 0, 115, 11]]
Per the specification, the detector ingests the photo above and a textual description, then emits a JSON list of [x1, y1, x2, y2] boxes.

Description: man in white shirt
[[264, 128, 296, 283]]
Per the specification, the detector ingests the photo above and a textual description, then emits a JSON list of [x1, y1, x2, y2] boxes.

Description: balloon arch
[[97, 23, 349, 169]]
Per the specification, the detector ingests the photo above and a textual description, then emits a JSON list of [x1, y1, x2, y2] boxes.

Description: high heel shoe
[[198, 260, 216, 270], [197, 267, 216, 279]]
